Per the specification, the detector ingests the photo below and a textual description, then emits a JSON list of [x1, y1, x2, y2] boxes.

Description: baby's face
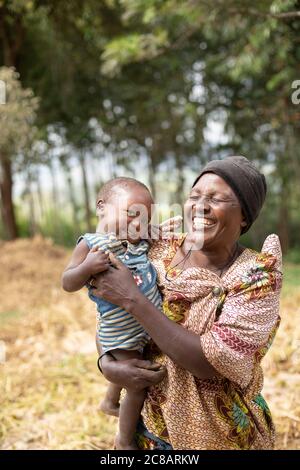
[[97, 186, 154, 244]]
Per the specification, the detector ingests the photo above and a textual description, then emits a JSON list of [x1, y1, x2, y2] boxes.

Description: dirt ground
[[0, 236, 299, 449]]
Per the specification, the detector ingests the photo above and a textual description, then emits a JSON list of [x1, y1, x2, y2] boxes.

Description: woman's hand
[[148, 215, 183, 242], [91, 253, 142, 310], [101, 354, 167, 391]]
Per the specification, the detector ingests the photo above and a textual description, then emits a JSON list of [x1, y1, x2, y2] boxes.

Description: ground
[[0, 236, 299, 449]]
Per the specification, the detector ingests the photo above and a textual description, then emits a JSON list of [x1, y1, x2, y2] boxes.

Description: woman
[[93, 156, 282, 450]]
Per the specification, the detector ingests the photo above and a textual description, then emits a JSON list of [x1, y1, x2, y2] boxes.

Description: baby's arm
[[61, 240, 110, 292]]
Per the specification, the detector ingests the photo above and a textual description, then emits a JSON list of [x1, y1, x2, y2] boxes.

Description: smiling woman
[[176, 172, 248, 276], [95, 156, 283, 450]]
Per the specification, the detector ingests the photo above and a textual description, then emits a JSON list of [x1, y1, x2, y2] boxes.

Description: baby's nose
[[131, 219, 140, 230]]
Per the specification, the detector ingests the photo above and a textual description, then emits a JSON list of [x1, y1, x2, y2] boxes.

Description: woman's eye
[[211, 198, 222, 203]]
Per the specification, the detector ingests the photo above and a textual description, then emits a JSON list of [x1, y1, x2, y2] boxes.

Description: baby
[[62, 177, 174, 450]]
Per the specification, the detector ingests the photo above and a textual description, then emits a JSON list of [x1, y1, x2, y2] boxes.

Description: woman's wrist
[[124, 291, 145, 315], [98, 351, 115, 378]]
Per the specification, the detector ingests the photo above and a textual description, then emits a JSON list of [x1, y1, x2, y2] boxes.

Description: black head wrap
[[192, 156, 267, 234]]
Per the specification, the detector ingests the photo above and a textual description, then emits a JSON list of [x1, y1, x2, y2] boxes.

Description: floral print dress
[[136, 234, 282, 450]]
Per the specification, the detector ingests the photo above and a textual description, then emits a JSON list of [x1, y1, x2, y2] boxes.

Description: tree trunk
[[49, 160, 63, 242], [174, 151, 185, 206], [0, 156, 18, 239], [278, 187, 289, 255], [147, 152, 156, 200], [277, 122, 294, 255], [0, 10, 23, 239], [276, 149, 290, 255], [79, 153, 93, 232], [108, 151, 117, 179], [36, 170, 45, 220], [1, 8, 24, 68], [64, 162, 80, 233], [26, 169, 38, 236], [49, 160, 59, 212]]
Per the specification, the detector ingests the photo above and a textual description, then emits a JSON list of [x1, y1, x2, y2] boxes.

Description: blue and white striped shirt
[[78, 232, 162, 353]]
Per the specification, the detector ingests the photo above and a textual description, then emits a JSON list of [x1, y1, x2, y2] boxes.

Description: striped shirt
[[78, 232, 162, 352]]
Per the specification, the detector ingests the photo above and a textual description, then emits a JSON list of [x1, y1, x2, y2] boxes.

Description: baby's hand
[[83, 246, 110, 275]]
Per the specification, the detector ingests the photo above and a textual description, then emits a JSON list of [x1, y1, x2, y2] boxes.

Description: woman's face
[[184, 173, 246, 249]]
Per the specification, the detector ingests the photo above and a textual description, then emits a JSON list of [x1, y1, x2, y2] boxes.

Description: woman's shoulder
[[224, 234, 283, 298], [261, 234, 282, 268], [231, 234, 282, 278], [246, 234, 282, 269]]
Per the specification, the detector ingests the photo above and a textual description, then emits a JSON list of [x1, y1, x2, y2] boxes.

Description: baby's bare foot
[[114, 433, 138, 450], [98, 399, 119, 417]]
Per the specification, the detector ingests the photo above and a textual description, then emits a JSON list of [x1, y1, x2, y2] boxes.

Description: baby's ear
[[96, 199, 104, 215]]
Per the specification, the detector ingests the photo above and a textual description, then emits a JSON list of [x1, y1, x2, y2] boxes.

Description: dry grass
[[262, 263, 300, 449], [0, 236, 117, 450], [0, 237, 299, 449]]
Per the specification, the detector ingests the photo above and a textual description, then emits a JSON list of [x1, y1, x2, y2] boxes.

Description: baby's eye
[[127, 210, 138, 217]]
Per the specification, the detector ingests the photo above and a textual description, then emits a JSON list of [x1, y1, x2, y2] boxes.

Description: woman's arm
[[199, 235, 283, 389], [92, 254, 217, 379], [96, 335, 167, 390], [126, 294, 217, 379]]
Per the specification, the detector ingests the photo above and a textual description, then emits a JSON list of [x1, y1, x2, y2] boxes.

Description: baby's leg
[[99, 383, 122, 417], [116, 386, 146, 450], [110, 349, 146, 450], [96, 335, 121, 416]]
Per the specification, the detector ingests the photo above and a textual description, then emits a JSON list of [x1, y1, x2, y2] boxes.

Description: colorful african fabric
[[138, 234, 282, 450]]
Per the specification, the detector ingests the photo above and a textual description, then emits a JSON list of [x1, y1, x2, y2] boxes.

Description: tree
[[97, 0, 299, 251], [0, 66, 39, 239], [1, 0, 299, 249]]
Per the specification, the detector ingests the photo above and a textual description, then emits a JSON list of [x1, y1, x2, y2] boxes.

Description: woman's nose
[[203, 200, 211, 213], [193, 198, 211, 214]]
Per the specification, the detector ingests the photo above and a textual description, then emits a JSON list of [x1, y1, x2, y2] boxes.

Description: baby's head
[[96, 177, 154, 244]]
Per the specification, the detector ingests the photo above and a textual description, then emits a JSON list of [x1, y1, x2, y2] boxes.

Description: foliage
[[0, 67, 39, 158], [0, 0, 299, 250]]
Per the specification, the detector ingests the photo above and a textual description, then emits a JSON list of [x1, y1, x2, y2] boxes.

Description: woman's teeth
[[193, 217, 215, 227]]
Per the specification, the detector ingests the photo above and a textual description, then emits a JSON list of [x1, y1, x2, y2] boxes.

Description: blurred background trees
[[0, 67, 39, 239], [0, 0, 299, 253]]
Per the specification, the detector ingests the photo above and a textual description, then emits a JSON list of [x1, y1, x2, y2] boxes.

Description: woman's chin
[[190, 227, 220, 249], [185, 230, 205, 249]]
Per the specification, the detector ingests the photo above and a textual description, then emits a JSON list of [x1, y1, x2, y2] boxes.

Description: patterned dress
[[136, 234, 282, 450]]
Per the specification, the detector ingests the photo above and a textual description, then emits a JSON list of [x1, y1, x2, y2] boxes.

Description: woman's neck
[[183, 235, 241, 273]]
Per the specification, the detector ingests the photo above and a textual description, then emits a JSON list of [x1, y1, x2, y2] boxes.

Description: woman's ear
[[240, 211, 247, 229]]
